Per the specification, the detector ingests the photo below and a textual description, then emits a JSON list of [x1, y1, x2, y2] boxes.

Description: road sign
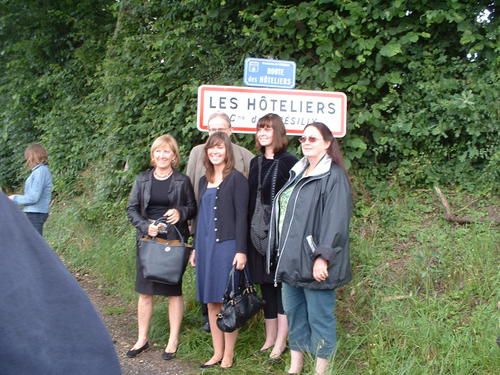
[[197, 85, 347, 137], [244, 58, 296, 89]]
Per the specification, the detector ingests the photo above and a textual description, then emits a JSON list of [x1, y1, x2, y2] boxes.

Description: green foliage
[[45, 188, 500, 374], [0, 0, 497, 195]]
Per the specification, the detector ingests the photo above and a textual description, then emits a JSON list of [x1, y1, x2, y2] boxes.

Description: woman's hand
[[313, 257, 329, 282], [232, 252, 247, 270], [189, 250, 196, 267], [147, 223, 159, 237], [164, 208, 180, 224]]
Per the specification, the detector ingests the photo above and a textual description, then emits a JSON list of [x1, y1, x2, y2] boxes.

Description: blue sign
[[244, 58, 296, 89]]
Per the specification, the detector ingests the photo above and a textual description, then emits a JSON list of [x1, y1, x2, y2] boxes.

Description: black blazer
[[196, 169, 249, 253], [126, 169, 197, 241]]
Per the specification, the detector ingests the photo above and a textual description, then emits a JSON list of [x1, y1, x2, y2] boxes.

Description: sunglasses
[[298, 136, 320, 143]]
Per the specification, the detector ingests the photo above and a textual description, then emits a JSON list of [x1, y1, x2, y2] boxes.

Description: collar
[[290, 154, 332, 178], [31, 163, 45, 171]]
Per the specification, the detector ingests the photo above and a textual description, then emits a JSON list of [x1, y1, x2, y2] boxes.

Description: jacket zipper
[[273, 174, 327, 286]]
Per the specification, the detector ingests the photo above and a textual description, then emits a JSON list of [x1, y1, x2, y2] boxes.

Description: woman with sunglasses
[[266, 122, 352, 375], [247, 113, 297, 361]]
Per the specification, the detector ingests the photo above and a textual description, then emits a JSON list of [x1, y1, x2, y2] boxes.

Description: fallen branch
[[434, 186, 500, 224], [382, 294, 413, 302]]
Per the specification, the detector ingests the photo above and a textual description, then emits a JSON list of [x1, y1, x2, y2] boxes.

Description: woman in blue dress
[[190, 132, 249, 369]]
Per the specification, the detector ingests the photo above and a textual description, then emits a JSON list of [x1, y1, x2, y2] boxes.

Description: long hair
[[304, 122, 348, 175], [24, 144, 48, 169], [149, 134, 180, 169], [204, 132, 235, 182], [255, 113, 288, 154]]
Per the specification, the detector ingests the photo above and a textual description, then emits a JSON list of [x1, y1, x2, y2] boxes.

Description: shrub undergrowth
[[45, 187, 499, 374]]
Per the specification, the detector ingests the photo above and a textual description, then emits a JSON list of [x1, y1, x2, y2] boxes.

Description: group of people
[[7, 111, 351, 374], [126, 112, 352, 375]]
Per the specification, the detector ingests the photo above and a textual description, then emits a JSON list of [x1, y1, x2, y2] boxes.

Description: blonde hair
[[150, 134, 180, 169], [24, 144, 48, 169]]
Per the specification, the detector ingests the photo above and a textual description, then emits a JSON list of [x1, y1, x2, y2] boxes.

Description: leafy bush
[[1, 1, 497, 196]]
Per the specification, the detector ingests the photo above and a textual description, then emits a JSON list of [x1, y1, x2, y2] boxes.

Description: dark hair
[[255, 113, 288, 154], [204, 132, 235, 182], [304, 122, 348, 175]]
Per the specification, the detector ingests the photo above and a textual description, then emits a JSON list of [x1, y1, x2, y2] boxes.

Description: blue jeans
[[26, 212, 48, 236], [282, 282, 337, 359]]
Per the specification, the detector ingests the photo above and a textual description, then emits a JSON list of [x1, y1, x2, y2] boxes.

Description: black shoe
[[200, 360, 221, 369], [126, 341, 149, 358], [202, 320, 211, 333], [162, 351, 176, 361]]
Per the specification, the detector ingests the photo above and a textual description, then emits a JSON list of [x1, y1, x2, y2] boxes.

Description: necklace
[[154, 169, 173, 180]]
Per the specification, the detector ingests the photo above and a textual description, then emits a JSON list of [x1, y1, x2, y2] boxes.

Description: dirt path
[[76, 272, 197, 375]]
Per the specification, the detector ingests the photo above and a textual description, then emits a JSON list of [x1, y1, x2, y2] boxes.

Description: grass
[[45, 188, 500, 374]]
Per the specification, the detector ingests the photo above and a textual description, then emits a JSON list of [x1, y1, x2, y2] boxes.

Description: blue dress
[[195, 188, 236, 303]]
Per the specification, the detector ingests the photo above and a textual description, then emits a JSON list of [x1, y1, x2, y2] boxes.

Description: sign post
[[197, 85, 347, 137]]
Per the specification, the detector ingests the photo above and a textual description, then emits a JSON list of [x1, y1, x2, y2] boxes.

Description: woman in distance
[[9, 143, 53, 236], [247, 113, 297, 360], [190, 132, 248, 369], [267, 122, 352, 375], [126, 134, 196, 361]]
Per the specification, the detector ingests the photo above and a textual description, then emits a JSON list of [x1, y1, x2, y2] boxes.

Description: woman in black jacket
[[126, 134, 196, 361], [267, 122, 352, 375], [190, 132, 248, 369], [247, 113, 297, 360]]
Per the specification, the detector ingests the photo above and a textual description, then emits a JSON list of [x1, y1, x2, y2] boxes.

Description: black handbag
[[138, 218, 191, 285], [216, 267, 264, 333], [250, 157, 279, 255]]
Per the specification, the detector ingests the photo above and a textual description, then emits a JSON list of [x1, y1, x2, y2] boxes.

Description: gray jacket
[[266, 155, 352, 290]]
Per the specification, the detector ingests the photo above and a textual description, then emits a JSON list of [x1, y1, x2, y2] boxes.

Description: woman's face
[[207, 142, 226, 166], [153, 145, 175, 170], [300, 126, 331, 160], [257, 124, 274, 148]]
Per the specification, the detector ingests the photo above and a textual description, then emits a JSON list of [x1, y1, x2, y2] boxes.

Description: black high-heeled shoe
[[161, 351, 176, 361], [126, 341, 149, 358]]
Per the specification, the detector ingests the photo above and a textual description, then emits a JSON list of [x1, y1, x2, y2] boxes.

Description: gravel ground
[[76, 273, 197, 375]]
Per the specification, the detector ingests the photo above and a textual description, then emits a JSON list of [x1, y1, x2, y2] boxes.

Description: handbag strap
[[223, 266, 254, 301], [152, 217, 185, 244], [257, 156, 279, 201], [223, 267, 237, 299]]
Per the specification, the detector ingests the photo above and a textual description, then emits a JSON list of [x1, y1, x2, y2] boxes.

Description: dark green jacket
[[267, 156, 352, 290]]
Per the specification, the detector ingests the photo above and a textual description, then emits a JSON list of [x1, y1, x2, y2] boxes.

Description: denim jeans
[[26, 212, 49, 236], [282, 282, 337, 359]]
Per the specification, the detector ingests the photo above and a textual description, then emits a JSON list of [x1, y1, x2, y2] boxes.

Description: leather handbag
[[138, 218, 191, 285], [250, 157, 279, 255], [216, 267, 264, 333]]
